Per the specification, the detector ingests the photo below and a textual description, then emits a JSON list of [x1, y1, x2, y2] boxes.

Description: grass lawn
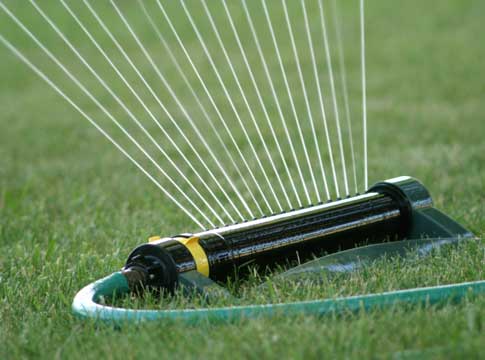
[[1, 0, 484, 358]]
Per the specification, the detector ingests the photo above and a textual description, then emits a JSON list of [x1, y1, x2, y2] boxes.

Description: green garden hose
[[72, 238, 485, 325], [72, 272, 485, 325]]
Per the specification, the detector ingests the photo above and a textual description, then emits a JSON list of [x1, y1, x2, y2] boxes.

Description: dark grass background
[[1, 0, 484, 358]]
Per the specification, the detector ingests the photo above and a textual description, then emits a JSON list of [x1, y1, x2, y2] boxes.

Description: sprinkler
[[1, 0, 482, 327], [72, 176, 484, 324], [122, 176, 458, 290]]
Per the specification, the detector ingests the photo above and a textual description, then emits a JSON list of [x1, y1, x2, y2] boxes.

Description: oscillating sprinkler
[[72, 176, 484, 324], [122, 177, 465, 291], [0, 0, 481, 327]]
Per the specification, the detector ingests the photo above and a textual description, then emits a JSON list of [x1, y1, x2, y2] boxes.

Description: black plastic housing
[[122, 176, 470, 291]]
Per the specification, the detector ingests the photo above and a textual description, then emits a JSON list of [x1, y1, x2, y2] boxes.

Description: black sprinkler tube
[[121, 176, 433, 292]]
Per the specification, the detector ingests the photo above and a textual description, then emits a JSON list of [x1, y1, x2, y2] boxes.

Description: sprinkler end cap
[[123, 243, 178, 293]]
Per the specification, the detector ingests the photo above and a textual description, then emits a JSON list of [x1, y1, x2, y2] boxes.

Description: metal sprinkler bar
[[120, 176, 473, 293]]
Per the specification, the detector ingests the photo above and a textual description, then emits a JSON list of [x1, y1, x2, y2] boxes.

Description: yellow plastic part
[[176, 236, 210, 277], [148, 235, 209, 277]]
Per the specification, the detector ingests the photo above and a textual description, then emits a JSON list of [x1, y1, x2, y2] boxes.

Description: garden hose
[[72, 238, 485, 325]]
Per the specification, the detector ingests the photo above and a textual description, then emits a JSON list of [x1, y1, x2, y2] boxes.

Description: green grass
[[1, 0, 485, 358]]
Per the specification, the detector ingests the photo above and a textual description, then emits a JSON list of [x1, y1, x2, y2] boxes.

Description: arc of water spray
[[0, 0, 370, 225]]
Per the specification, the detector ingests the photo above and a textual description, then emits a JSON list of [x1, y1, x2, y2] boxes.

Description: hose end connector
[[122, 244, 178, 293]]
